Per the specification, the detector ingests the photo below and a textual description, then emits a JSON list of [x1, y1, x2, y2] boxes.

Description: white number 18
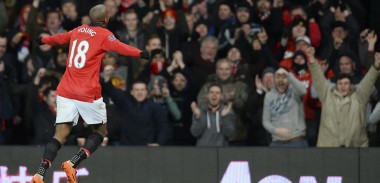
[[68, 39, 89, 69]]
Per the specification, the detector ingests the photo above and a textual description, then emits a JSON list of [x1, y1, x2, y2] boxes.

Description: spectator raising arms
[[307, 47, 380, 147]]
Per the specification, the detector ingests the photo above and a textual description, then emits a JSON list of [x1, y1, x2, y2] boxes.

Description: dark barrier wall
[[0, 146, 378, 183], [359, 148, 380, 183], [218, 148, 359, 183], [0, 147, 218, 183]]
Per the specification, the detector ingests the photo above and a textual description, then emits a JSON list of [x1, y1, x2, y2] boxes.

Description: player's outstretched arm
[[102, 35, 150, 60], [35, 32, 71, 46]]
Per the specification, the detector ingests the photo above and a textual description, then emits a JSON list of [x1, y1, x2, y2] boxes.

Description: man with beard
[[262, 67, 308, 147]]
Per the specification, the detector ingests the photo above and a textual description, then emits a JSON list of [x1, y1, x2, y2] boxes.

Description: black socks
[[37, 138, 62, 177], [83, 132, 104, 153], [70, 148, 89, 168], [70, 132, 104, 168]]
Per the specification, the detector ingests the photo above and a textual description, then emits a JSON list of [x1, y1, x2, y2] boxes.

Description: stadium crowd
[[0, 0, 380, 147]]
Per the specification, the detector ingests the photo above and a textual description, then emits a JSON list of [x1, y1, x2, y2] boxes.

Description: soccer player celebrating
[[31, 4, 150, 183]]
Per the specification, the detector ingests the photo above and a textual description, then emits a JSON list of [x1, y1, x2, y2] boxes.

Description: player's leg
[[69, 124, 107, 168], [61, 97, 107, 183], [32, 95, 80, 183], [32, 123, 73, 183]]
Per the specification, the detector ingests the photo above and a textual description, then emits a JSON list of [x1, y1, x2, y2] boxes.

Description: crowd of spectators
[[0, 0, 380, 147]]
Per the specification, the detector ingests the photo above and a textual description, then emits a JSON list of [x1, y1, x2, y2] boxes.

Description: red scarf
[[150, 61, 166, 75]]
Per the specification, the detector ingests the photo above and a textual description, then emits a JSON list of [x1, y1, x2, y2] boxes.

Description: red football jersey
[[42, 24, 142, 102]]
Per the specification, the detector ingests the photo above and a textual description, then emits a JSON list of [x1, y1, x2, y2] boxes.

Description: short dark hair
[[207, 83, 223, 93], [122, 9, 138, 17], [131, 80, 147, 90], [336, 73, 353, 84], [42, 87, 56, 97], [45, 8, 63, 21], [145, 34, 161, 46]]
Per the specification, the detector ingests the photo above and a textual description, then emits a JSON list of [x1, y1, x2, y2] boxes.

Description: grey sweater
[[262, 73, 307, 141], [191, 104, 236, 146]]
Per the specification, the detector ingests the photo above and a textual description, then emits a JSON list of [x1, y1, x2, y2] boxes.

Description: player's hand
[[140, 51, 150, 60], [35, 36, 44, 46]]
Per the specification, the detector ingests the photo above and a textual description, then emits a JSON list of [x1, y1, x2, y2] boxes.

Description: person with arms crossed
[[31, 4, 149, 183]]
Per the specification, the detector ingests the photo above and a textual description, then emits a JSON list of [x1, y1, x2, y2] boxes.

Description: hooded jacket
[[191, 104, 236, 146], [197, 74, 248, 142]]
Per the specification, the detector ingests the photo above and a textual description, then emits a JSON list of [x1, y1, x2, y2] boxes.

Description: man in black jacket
[[33, 87, 57, 145], [102, 65, 169, 146]]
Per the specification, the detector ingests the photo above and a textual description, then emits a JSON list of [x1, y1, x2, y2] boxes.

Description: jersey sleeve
[[101, 34, 142, 58], [42, 31, 71, 46]]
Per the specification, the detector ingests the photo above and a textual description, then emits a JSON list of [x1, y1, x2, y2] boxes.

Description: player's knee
[[52, 135, 67, 144], [94, 129, 108, 137], [53, 131, 70, 144], [55, 123, 72, 136], [91, 124, 107, 137]]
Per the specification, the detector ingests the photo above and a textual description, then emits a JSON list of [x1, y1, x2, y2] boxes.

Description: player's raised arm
[[35, 31, 71, 46], [102, 35, 150, 60]]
